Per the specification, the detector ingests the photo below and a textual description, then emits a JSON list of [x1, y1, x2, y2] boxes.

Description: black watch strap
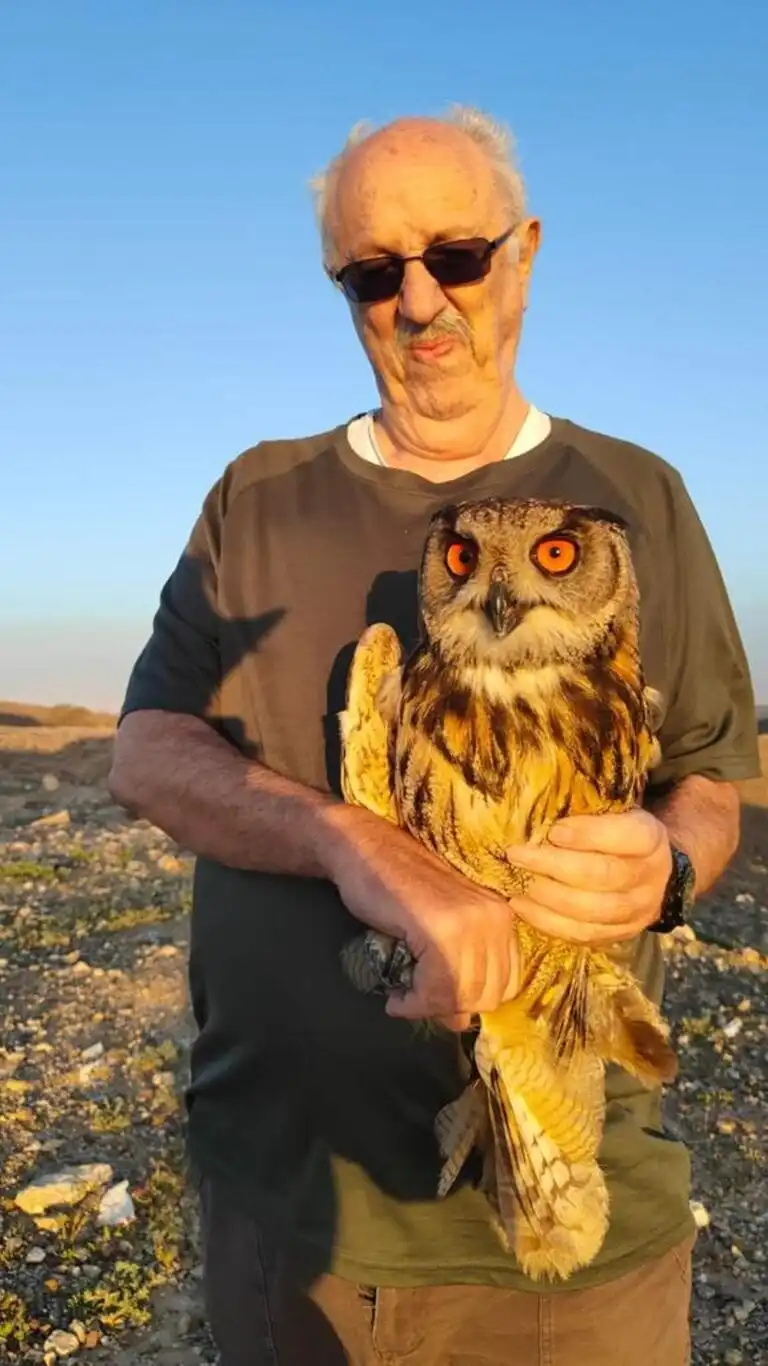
[[647, 845, 696, 934]]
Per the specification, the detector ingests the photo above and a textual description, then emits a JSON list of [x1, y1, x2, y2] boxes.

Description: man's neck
[[373, 387, 531, 483]]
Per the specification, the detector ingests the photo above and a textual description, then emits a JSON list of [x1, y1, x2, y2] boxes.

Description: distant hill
[[0, 700, 117, 730], [0, 698, 765, 800], [2, 697, 766, 734]]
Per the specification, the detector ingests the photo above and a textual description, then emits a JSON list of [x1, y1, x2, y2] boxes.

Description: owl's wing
[[474, 1006, 609, 1281], [339, 622, 403, 824]]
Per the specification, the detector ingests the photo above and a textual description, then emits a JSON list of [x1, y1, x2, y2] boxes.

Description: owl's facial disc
[[483, 580, 526, 637]]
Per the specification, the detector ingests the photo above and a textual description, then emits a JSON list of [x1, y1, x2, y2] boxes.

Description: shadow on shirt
[[324, 567, 421, 796]]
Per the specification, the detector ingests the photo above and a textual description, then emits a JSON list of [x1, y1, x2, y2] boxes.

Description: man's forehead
[[332, 124, 499, 256]]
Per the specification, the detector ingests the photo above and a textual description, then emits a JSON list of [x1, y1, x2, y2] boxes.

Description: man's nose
[[397, 259, 445, 327]]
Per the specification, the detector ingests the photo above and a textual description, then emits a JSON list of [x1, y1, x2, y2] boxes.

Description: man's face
[[328, 122, 540, 423]]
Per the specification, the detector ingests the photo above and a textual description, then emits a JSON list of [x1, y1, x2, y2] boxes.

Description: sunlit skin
[[326, 119, 541, 481]]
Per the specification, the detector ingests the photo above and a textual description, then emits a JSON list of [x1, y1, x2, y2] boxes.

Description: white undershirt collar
[[347, 405, 552, 468]]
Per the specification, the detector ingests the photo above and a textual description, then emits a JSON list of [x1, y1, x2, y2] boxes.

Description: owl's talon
[[386, 937, 416, 993], [341, 930, 416, 997]]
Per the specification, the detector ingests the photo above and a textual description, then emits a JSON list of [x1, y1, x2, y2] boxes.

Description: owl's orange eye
[[532, 535, 579, 576], [445, 537, 478, 579]]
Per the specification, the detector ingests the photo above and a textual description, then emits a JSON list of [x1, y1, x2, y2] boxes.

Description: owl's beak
[[484, 582, 524, 636]]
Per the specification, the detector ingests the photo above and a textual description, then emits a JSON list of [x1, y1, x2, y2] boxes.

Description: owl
[[338, 496, 677, 1282]]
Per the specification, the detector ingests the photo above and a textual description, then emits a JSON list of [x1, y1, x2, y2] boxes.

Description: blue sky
[[1, 0, 766, 708]]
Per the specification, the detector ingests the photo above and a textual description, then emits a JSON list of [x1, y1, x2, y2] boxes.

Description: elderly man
[[110, 109, 759, 1366]]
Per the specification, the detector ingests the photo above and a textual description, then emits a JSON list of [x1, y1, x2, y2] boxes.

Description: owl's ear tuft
[[430, 503, 459, 532], [576, 506, 630, 532], [559, 505, 630, 534]]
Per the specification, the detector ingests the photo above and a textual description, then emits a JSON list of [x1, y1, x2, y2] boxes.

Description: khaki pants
[[200, 1177, 693, 1366]]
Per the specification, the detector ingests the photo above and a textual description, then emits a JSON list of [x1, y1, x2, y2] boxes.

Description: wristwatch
[[648, 845, 696, 933]]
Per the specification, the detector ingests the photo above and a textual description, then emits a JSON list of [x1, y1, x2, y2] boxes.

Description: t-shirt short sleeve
[[648, 470, 761, 792], [119, 480, 224, 725]]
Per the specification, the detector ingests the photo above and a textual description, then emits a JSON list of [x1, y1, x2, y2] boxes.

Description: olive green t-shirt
[[120, 416, 760, 1292]]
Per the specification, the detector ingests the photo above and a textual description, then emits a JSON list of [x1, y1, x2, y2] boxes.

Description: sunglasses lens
[[339, 258, 404, 303], [336, 236, 497, 302], [424, 240, 491, 288]]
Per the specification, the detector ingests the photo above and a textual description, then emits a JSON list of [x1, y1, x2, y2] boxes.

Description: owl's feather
[[338, 496, 677, 1282], [434, 1080, 488, 1196]]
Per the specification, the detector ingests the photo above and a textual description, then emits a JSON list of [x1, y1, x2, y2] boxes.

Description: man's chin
[[409, 383, 482, 423]]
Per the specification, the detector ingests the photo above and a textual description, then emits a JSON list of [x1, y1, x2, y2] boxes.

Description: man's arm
[[109, 708, 521, 1030], [109, 710, 338, 879], [648, 772, 740, 898]]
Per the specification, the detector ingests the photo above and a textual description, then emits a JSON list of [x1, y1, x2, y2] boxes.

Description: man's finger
[[386, 989, 441, 1021], [508, 895, 644, 945], [507, 843, 641, 893], [512, 873, 646, 925], [547, 809, 663, 857]]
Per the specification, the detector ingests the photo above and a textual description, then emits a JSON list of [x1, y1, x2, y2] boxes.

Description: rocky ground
[[0, 712, 766, 1366]]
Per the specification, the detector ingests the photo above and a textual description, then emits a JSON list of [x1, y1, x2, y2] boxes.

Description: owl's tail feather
[[513, 926, 591, 1062], [592, 978, 678, 1087], [515, 925, 677, 1089], [542, 954, 590, 1061], [435, 1081, 486, 1198], [483, 1080, 533, 1253]]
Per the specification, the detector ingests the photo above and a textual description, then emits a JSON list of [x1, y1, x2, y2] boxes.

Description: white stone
[[80, 1042, 104, 1062], [25, 1245, 46, 1263], [734, 1301, 756, 1323], [689, 1199, 710, 1229], [669, 923, 697, 943], [96, 1179, 135, 1227]]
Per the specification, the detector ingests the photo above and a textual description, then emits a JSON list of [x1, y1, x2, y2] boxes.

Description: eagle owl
[[338, 496, 677, 1282]]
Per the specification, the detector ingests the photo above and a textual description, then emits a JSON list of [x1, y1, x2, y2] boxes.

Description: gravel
[[0, 726, 766, 1364]]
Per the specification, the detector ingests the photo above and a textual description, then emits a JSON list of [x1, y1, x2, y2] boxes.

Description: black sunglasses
[[331, 226, 516, 305]]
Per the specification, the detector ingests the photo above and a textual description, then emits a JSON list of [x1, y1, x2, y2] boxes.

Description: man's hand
[[324, 807, 519, 1030], [506, 808, 673, 945]]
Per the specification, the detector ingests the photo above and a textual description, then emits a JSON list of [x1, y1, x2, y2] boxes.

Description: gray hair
[[310, 105, 527, 272]]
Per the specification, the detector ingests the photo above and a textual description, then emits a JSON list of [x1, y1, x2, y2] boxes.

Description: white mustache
[[395, 310, 472, 351]]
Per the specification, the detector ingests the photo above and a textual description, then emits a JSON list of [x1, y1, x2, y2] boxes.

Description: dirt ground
[[0, 705, 766, 1366]]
